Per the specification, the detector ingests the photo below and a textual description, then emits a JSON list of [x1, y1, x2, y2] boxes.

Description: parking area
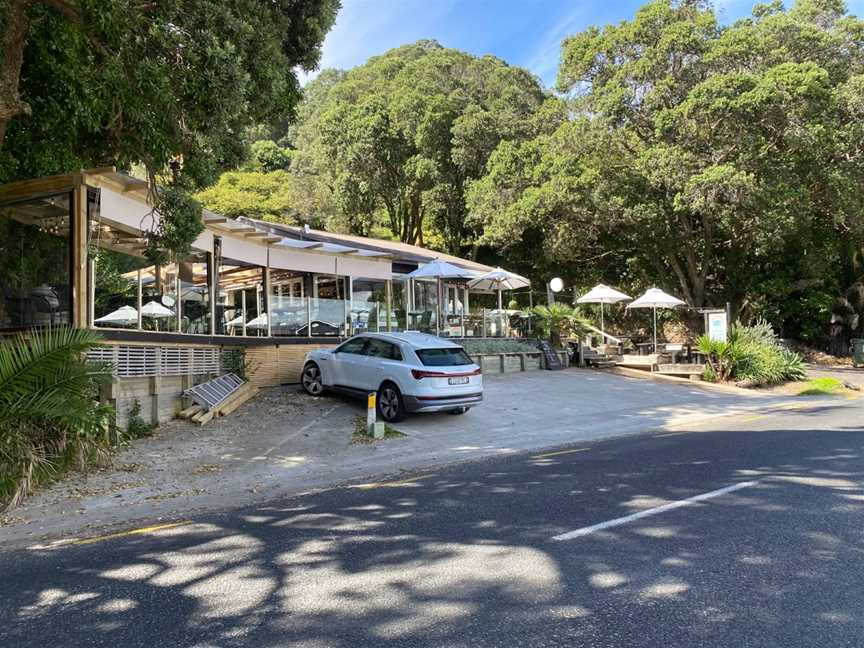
[[0, 368, 799, 545]]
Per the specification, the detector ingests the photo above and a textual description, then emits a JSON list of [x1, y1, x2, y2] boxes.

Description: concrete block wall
[[103, 373, 216, 429]]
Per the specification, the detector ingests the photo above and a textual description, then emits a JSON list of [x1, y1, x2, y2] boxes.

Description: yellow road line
[[532, 448, 589, 459], [74, 521, 190, 546], [352, 474, 436, 490]]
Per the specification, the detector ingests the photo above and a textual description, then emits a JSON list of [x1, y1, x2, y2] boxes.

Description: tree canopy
[[467, 0, 864, 342], [284, 40, 561, 253], [0, 0, 340, 186]]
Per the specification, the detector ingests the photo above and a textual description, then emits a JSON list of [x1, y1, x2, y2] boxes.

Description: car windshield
[[416, 347, 473, 367]]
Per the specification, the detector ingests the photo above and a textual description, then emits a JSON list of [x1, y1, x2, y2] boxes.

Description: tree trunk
[[0, 0, 33, 150]]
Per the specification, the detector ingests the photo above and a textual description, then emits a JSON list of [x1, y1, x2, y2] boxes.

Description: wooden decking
[[614, 354, 704, 380]]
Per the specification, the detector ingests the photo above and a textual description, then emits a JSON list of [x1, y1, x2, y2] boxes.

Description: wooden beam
[[72, 184, 89, 328], [203, 215, 227, 224]]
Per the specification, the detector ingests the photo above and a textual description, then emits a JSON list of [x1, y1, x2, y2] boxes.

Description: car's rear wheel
[[377, 382, 405, 423], [301, 362, 324, 396]]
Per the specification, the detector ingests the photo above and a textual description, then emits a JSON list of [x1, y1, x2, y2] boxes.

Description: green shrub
[[698, 320, 806, 387], [223, 348, 251, 379], [124, 400, 156, 441], [531, 304, 592, 348], [0, 327, 115, 510], [460, 339, 539, 354]]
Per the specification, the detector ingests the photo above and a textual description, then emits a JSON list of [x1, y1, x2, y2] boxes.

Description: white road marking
[[552, 480, 760, 541]]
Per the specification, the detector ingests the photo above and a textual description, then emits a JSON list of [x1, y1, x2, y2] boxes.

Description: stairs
[[582, 347, 617, 368]]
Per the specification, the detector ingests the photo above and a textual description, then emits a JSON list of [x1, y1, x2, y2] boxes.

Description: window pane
[[391, 277, 408, 332], [270, 270, 307, 337], [411, 280, 438, 334], [351, 279, 387, 334], [337, 337, 367, 354], [366, 338, 401, 360], [179, 253, 210, 334], [0, 193, 71, 330], [416, 348, 473, 366], [217, 258, 264, 336]]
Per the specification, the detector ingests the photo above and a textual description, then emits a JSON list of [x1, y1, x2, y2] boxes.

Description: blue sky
[[304, 0, 864, 88]]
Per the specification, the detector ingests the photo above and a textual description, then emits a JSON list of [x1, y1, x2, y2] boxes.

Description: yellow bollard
[[367, 392, 384, 438]]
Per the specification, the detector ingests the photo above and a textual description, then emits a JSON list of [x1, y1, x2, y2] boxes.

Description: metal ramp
[[184, 373, 245, 411]]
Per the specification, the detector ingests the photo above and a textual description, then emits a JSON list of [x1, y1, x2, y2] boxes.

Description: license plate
[[448, 376, 469, 385]]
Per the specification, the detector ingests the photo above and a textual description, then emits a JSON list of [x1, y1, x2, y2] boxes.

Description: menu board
[[538, 341, 564, 370]]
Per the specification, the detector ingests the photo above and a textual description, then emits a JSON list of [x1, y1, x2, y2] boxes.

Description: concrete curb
[[605, 366, 767, 396]]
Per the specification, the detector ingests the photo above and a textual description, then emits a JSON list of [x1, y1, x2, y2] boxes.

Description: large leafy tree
[[468, 0, 864, 342], [289, 41, 560, 253], [0, 0, 340, 186]]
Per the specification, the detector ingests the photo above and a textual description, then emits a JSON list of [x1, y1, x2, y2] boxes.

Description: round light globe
[[549, 277, 564, 293]]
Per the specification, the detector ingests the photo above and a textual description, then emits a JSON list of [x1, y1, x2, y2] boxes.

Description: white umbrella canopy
[[94, 305, 138, 326], [246, 313, 269, 330], [576, 284, 632, 334], [226, 314, 245, 327], [626, 288, 686, 352], [407, 259, 478, 279], [469, 268, 531, 314], [141, 300, 174, 318], [468, 268, 530, 292], [627, 288, 685, 309]]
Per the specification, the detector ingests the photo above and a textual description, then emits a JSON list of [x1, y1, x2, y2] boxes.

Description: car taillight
[[411, 368, 482, 379]]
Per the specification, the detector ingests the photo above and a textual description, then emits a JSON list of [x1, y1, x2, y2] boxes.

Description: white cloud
[[521, 5, 590, 88]]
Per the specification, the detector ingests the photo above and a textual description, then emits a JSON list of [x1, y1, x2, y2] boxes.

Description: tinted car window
[[336, 337, 368, 355], [416, 348, 473, 366], [365, 339, 402, 360]]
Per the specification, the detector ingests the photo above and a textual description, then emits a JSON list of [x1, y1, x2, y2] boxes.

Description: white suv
[[301, 332, 483, 422]]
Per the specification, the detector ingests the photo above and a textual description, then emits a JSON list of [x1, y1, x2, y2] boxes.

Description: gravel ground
[[0, 386, 363, 541]]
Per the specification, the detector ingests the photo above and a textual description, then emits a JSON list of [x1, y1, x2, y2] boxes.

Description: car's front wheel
[[301, 362, 324, 396], [377, 382, 405, 423]]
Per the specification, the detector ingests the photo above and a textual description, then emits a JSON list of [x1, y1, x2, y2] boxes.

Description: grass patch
[[351, 415, 407, 444], [797, 377, 844, 396]]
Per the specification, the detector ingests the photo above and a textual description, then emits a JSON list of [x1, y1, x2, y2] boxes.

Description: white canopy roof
[[94, 305, 138, 325], [577, 284, 631, 305], [408, 259, 478, 279], [141, 300, 174, 318], [626, 288, 686, 309], [467, 267, 530, 291], [246, 313, 269, 329]]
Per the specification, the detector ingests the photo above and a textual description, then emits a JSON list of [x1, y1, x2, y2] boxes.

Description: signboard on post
[[707, 311, 728, 342]]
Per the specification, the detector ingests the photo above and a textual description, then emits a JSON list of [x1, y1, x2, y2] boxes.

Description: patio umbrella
[[468, 267, 530, 312], [246, 313, 268, 330], [626, 288, 685, 353], [94, 305, 138, 326], [226, 314, 245, 327], [576, 284, 631, 334], [141, 300, 174, 331], [141, 300, 174, 318], [408, 259, 478, 335]]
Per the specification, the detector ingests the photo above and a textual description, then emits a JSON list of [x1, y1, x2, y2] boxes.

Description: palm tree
[[531, 303, 592, 348], [0, 327, 114, 509]]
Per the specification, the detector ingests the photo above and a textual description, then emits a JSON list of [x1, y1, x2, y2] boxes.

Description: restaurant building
[[0, 169, 529, 426]]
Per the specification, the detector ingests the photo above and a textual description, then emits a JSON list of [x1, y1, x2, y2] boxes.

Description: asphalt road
[[2, 399, 863, 647]]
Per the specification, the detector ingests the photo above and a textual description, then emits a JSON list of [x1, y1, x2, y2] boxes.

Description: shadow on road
[[3, 425, 864, 647]]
